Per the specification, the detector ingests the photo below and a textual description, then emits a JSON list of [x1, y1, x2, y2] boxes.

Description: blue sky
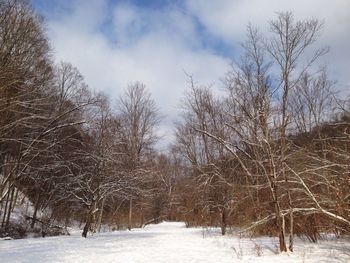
[[29, 0, 350, 147]]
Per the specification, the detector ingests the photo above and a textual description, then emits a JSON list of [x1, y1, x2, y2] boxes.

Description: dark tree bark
[[31, 193, 40, 229]]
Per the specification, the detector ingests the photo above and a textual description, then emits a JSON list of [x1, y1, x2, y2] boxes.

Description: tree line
[[173, 12, 350, 253], [0, 0, 171, 238], [0, 0, 349, 253]]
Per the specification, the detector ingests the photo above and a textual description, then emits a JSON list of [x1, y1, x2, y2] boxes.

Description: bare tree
[[178, 12, 334, 252], [117, 82, 161, 230]]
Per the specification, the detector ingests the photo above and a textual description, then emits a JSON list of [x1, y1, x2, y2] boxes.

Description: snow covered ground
[[1, 222, 349, 262]]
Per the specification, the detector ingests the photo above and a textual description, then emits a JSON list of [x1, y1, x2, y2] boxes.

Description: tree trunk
[[11, 187, 18, 212], [270, 179, 287, 252], [82, 213, 92, 238], [5, 185, 15, 228], [31, 192, 40, 229], [272, 183, 287, 252], [97, 198, 105, 232], [128, 198, 132, 231], [25, 199, 29, 215], [64, 214, 70, 230], [1, 186, 10, 227], [279, 215, 287, 252], [220, 207, 227, 235], [289, 208, 294, 252], [139, 206, 144, 228], [82, 201, 96, 238]]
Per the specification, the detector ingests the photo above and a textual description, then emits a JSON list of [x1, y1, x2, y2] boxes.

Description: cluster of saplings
[[0, 0, 349, 253]]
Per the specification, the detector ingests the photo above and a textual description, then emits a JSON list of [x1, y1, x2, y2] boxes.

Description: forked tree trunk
[[82, 201, 97, 238], [279, 215, 287, 252], [82, 213, 92, 238], [271, 181, 287, 252]]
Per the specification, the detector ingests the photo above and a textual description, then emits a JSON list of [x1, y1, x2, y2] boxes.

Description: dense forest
[[0, 0, 349, 254]]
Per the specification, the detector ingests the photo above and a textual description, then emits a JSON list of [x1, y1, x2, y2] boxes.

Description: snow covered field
[[1, 222, 349, 262]]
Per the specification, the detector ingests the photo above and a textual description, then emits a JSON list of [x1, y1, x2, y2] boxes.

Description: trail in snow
[[1, 222, 349, 262], [1, 222, 233, 263]]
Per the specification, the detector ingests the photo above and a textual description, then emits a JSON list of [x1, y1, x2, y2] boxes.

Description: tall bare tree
[[117, 82, 160, 230]]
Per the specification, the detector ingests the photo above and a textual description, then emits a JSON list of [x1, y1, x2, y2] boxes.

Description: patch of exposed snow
[[1, 222, 349, 262]]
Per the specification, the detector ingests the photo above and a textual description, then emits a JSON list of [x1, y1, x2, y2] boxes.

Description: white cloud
[[186, 0, 350, 91], [46, 0, 230, 147]]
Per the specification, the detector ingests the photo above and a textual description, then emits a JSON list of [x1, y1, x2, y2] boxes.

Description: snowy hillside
[[1, 222, 349, 263]]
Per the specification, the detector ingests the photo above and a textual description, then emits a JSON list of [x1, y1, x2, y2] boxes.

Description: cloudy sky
[[30, 0, 350, 148]]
